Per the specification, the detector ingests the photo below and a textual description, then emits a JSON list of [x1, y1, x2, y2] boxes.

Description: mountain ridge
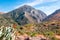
[[3, 5, 47, 25], [43, 9, 60, 21]]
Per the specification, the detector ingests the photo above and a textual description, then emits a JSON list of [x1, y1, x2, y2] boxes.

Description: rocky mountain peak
[[3, 5, 47, 25]]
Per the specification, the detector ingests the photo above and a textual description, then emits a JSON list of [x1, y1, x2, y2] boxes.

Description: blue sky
[[0, 0, 60, 15]]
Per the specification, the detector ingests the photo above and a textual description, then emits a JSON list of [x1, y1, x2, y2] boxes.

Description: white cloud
[[15, 0, 58, 8], [43, 0, 58, 2], [37, 5, 60, 15], [15, 0, 42, 8], [25, 0, 42, 6], [36, 0, 60, 15]]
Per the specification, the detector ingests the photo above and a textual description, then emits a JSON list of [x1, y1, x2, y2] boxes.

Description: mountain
[[3, 5, 47, 25], [43, 9, 60, 21]]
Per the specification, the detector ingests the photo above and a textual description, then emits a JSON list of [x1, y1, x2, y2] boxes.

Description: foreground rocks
[[15, 35, 49, 40]]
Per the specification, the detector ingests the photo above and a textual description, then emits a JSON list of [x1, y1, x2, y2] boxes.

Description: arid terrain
[[0, 5, 60, 40]]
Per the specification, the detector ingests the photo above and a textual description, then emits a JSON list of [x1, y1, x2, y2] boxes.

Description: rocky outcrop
[[15, 35, 48, 40]]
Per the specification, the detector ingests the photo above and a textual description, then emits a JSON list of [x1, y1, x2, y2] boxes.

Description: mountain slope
[[0, 12, 17, 27], [0, 15, 12, 27], [43, 9, 60, 21], [3, 5, 47, 25]]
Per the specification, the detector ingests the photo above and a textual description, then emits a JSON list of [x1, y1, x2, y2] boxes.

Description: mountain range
[[0, 5, 60, 25], [2, 5, 47, 25], [0, 5, 60, 40]]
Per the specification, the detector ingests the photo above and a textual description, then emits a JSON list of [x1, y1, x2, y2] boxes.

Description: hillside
[[0, 12, 17, 27], [0, 21, 60, 40]]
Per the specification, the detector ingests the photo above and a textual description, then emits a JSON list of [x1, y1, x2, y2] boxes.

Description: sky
[[0, 0, 60, 15]]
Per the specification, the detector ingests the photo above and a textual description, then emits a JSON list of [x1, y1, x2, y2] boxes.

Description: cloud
[[43, 0, 58, 2], [37, 4, 60, 15], [36, 0, 60, 15], [15, 0, 58, 8], [15, 0, 41, 8], [25, 0, 41, 6]]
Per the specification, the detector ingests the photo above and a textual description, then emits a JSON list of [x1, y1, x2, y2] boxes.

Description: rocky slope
[[3, 5, 47, 25], [43, 9, 60, 21]]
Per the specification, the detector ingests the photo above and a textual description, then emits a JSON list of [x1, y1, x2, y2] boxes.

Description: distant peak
[[53, 9, 60, 14], [56, 9, 60, 12]]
